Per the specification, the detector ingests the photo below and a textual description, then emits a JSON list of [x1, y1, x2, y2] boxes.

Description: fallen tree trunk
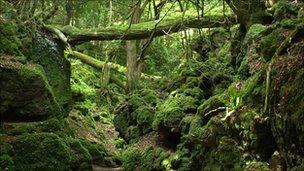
[[67, 50, 126, 90], [67, 50, 126, 73], [55, 15, 237, 45], [68, 50, 161, 79]]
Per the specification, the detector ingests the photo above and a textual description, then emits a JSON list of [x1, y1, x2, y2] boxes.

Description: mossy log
[[54, 15, 237, 45], [67, 51, 126, 90], [68, 50, 126, 73]]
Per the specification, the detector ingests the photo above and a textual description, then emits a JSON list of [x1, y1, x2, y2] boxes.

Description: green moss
[[0, 20, 23, 56], [79, 140, 114, 166], [273, 1, 300, 21], [0, 141, 13, 156], [3, 118, 75, 137], [140, 147, 169, 171], [0, 154, 14, 170], [245, 24, 267, 41], [126, 126, 141, 143], [153, 94, 197, 130], [134, 106, 154, 134], [120, 147, 141, 171], [203, 136, 244, 170], [260, 29, 286, 61], [66, 138, 92, 170], [162, 150, 192, 171], [31, 35, 71, 117], [0, 59, 62, 120], [13, 133, 71, 171], [244, 161, 270, 171], [197, 95, 225, 116], [114, 89, 159, 142]]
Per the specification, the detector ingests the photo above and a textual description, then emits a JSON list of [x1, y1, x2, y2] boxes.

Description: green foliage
[[197, 95, 225, 116], [162, 150, 192, 171]]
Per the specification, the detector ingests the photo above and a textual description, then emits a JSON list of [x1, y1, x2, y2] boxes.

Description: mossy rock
[[79, 140, 115, 166], [153, 94, 197, 131], [203, 136, 244, 170], [3, 133, 114, 170], [140, 147, 169, 171], [190, 116, 228, 147], [260, 28, 286, 61], [197, 95, 225, 117], [31, 35, 71, 117], [120, 146, 169, 171], [65, 138, 92, 170], [12, 133, 71, 171], [273, 1, 301, 21], [270, 64, 304, 167], [2, 118, 75, 137], [114, 89, 158, 142], [0, 56, 61, 121]]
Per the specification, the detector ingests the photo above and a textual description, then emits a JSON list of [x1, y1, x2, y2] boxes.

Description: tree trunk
[[65, 0, 73, 25]]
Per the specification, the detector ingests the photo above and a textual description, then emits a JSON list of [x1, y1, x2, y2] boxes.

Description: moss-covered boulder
[[153, 93, 197, 131], [120, 146, 169, 171], [0, 132, 117, 170], [203, 136, 244, 170], [12, 133, 72, 171], [114, 89, 158, 143], [31, 35, 71, 117], [0, 55, 61, 121]]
